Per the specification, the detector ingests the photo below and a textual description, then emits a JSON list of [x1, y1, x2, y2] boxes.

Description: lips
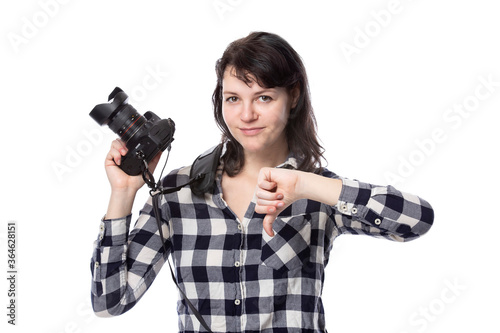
[[239, 127, 264, 136]]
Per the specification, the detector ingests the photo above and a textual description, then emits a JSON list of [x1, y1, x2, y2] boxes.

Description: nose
[[240, 101, 258, 122]]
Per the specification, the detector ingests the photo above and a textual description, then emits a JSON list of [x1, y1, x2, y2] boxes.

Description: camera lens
[[90, 87, 176, 176], [108, 104, 147, 143]]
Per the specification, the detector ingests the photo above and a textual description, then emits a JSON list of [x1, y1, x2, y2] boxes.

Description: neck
[[240, 146, 289, 178]]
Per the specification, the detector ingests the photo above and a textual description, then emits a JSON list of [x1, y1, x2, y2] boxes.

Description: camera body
[[90, 87, 175, 176]]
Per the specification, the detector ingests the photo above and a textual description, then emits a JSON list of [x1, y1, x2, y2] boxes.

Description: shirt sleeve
[[90, 195, 172, 317], [332, 177, 434, 242]]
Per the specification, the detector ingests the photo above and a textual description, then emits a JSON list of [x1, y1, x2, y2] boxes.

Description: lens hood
[[89, 87, 129, 125]]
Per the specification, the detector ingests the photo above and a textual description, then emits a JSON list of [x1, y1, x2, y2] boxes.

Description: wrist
[[295, 170, 310, 201], [106, 188, 138, 219], [110, 186, 139, 198]]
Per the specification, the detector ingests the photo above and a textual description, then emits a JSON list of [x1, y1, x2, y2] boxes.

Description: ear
[[290, 84, 300, 109]]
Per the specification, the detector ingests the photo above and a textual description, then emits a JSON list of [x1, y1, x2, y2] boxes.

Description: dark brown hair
[[212, 31, 324, 176]]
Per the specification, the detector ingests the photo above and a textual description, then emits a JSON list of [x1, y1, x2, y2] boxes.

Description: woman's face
[[222, 67, 295, 157]]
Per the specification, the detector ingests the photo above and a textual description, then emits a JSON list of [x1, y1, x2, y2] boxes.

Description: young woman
[[91, 32, 434, 333]]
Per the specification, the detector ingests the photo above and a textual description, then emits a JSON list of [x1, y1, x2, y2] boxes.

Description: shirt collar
[[276, 154, 299, 170]]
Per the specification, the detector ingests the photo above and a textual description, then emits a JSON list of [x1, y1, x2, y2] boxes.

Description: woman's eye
[[226, 96, 238, 103], [259, 96, 272, 102]]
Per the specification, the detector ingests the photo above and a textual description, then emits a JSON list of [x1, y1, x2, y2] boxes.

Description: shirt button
[[237, 224, 242, 230], [100, 224, 105, 231], [95, 262, 100, 268], [374, 218, 382, 225], [352, 207, 358, 214], [341, 204, 347, 212], [234, 261, 240, 267], [234, 299, 241, 305]]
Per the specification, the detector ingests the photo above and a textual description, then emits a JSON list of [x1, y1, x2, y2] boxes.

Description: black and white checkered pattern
[[90, 153, 434, 332]]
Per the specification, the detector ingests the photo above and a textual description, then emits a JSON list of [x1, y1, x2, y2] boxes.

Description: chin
[[240, 142, 264, 153]]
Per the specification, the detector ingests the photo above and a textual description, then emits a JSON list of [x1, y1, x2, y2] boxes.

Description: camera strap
[[142, 144, 223, 196], [140, 144, 223, 333]]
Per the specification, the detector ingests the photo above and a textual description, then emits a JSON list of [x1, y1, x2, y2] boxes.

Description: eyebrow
[[222, 89, 276, 95]]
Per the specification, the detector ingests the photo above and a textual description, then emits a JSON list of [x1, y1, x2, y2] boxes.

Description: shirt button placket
[[233, 222, 243, 316]]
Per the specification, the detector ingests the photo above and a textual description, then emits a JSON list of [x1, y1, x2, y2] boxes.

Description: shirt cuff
[[335, 178, 376, 221], [97, 214, 132, 246]]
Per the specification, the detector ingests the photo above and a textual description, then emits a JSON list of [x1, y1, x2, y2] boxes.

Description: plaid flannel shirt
[[90, 151, 434, 333]]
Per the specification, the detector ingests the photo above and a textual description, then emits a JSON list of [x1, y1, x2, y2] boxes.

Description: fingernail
[[277, 202, 284, 208], [277, 194, 284, 199]]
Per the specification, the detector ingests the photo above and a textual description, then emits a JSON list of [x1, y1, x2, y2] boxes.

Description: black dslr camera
[[89, 87, 175, 176]]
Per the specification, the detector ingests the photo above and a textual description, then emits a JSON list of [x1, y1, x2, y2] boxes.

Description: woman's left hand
[[255, 167, 343, 237], [255, 168, 303, 237]]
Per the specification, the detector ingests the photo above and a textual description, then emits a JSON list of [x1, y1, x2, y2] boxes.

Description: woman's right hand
[[104, 140, 162, 219], [105, 139, 143, 193], [105, 139, 162, 193]]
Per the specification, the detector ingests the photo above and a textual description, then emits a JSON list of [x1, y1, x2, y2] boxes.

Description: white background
[[1, 0, 499, 332]]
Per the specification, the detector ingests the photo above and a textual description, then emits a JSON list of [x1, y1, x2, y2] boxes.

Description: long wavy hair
[[212, 31, 324, 176]]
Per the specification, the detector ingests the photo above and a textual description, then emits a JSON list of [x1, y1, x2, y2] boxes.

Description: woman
[[91, 31, 434, 332]]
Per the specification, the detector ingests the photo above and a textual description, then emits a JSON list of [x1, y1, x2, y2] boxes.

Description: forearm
[[105, 189, 138, 219], [92, 200, 170, 316], [332, 177, 434, 241], [297, 171, 433, 241], [258, 167, 433, 240], [298, 171, 343, 206]]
